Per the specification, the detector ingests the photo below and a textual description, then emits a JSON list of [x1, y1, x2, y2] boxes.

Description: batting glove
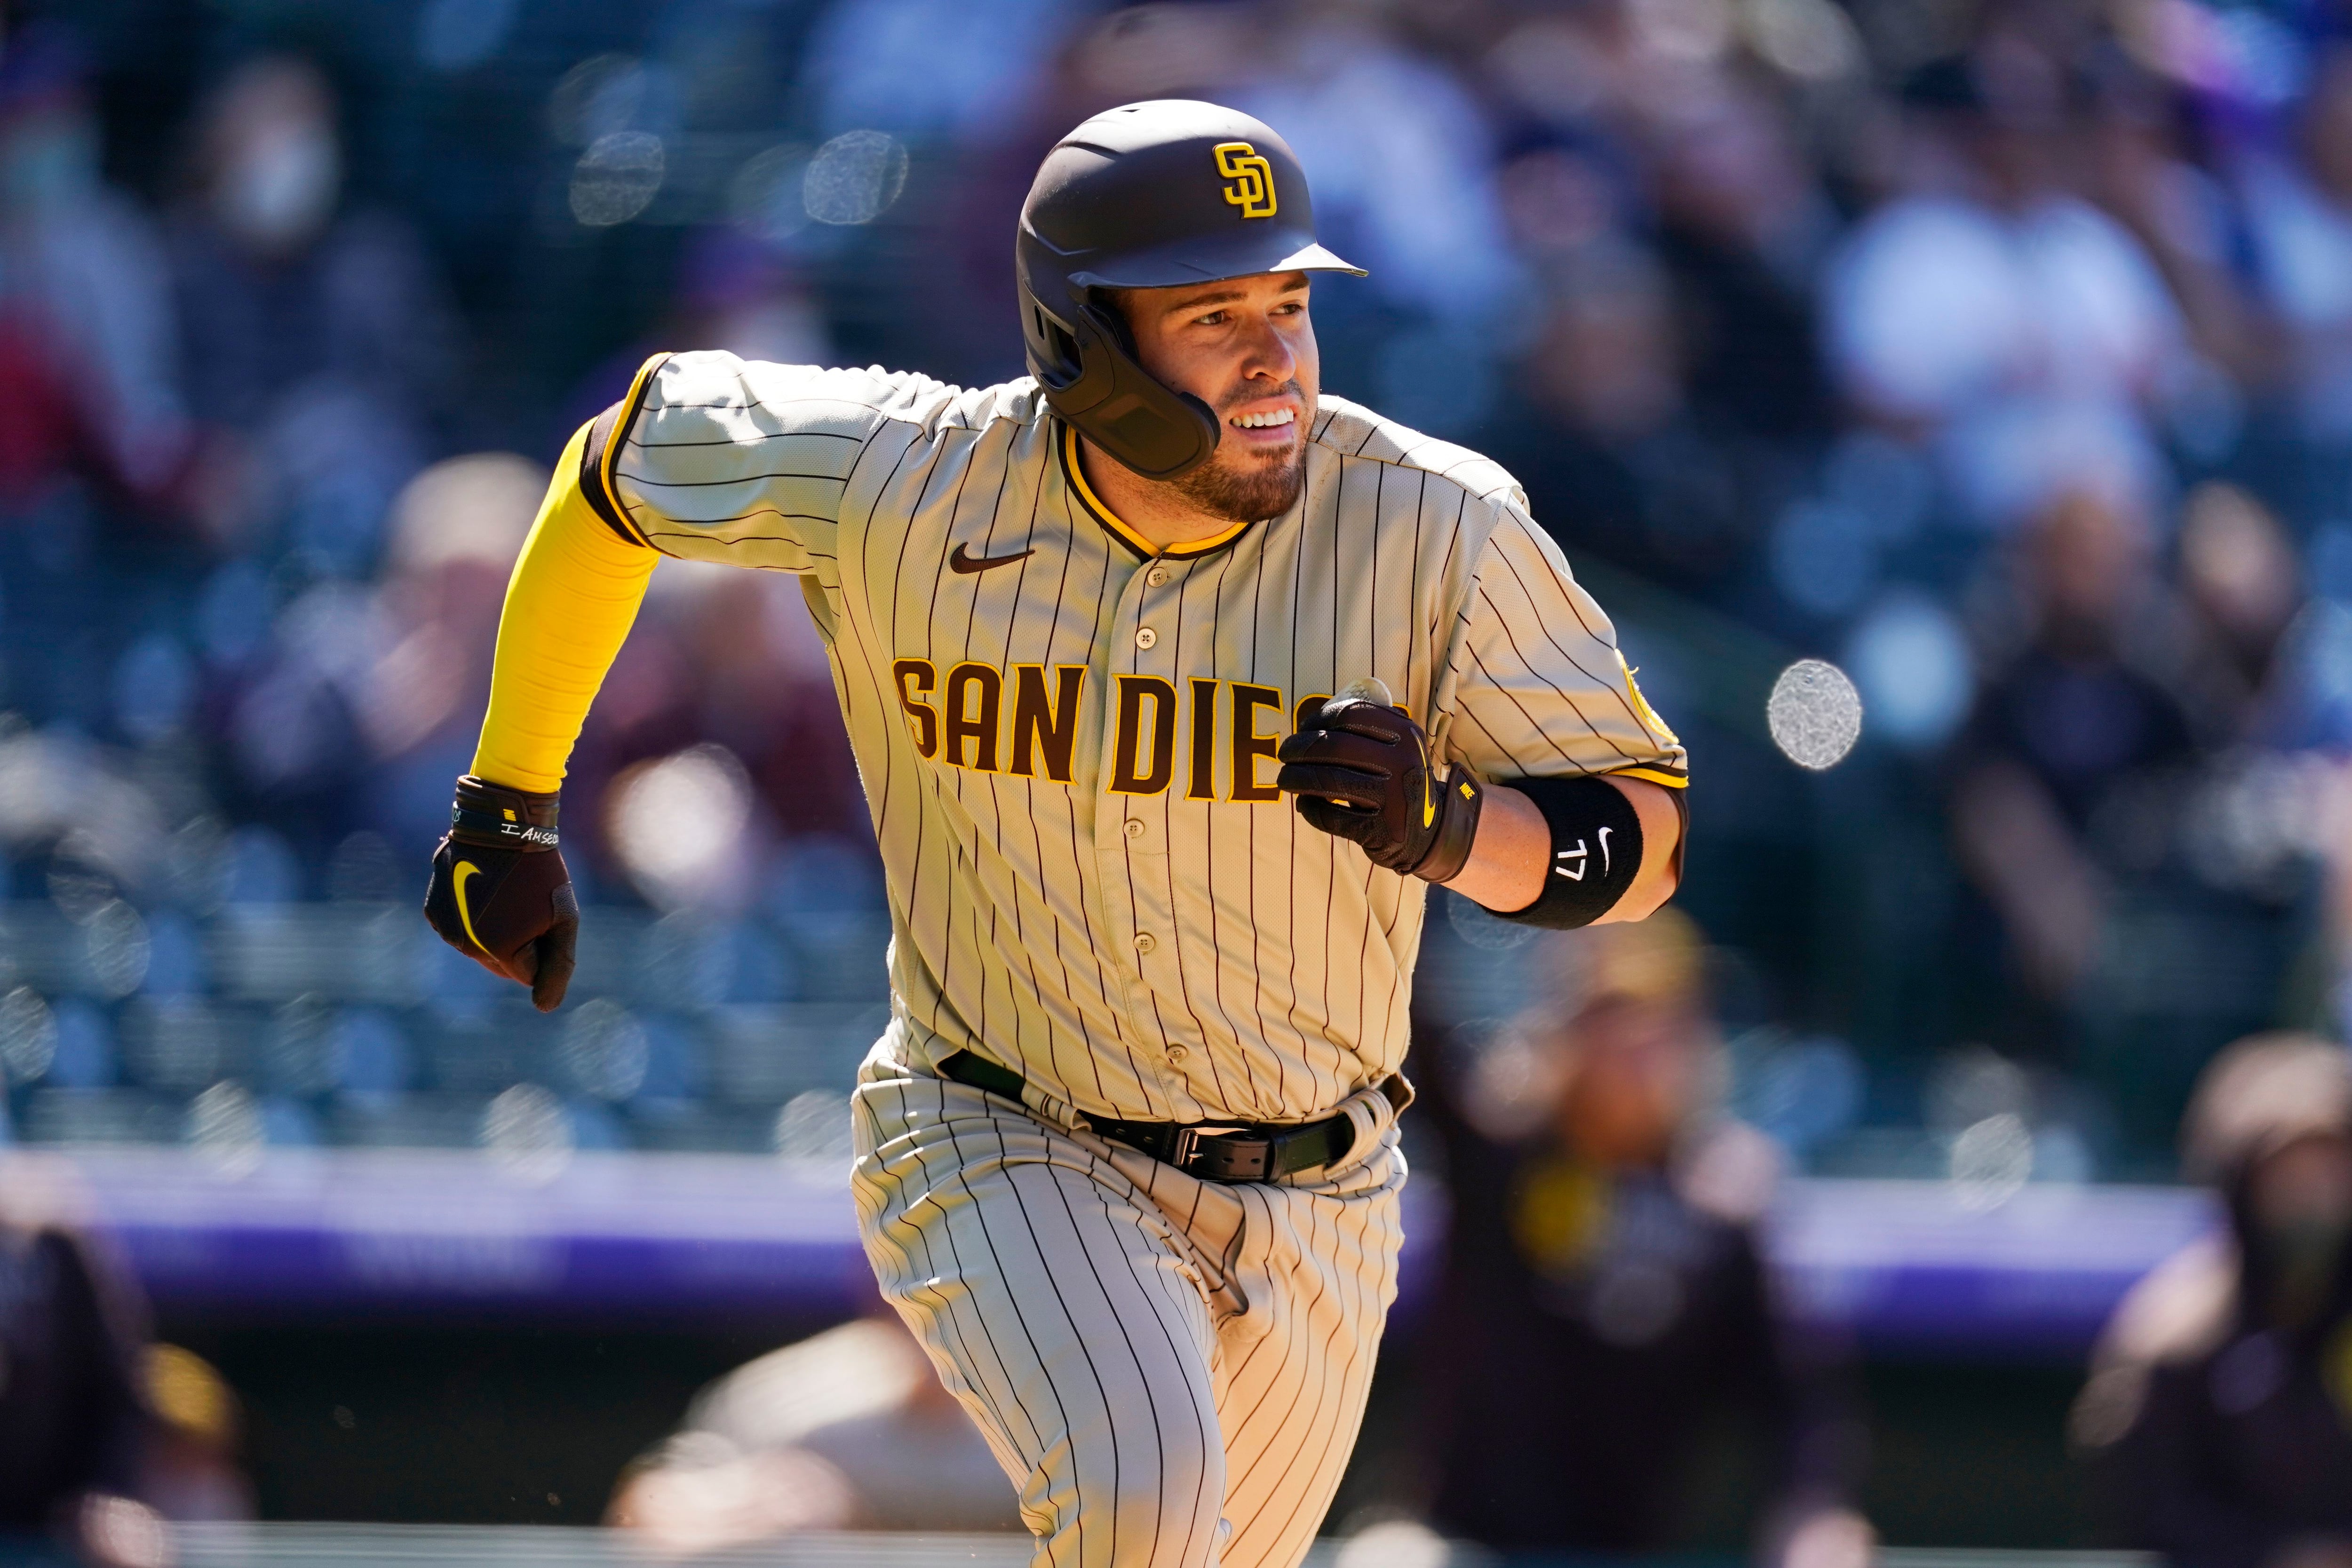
[[1276, 695, 1483, 882], [422, 775, 579, 1012]]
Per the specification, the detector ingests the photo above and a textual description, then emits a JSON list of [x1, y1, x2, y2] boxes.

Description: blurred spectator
[[1232, 2, 1520, 333], [2086, 63, 2273, 406], [1824, 42, 2188, 529], [1955, 478, 2336, 1141], [2074, 1033, 2352, 1567], [2170, 482, 2352, 756], [0, 24, 186, 503], [1644, 77, 1839, 445], [0, 1154, 170, 1567], [584, 559, 868, 913], [607, 1313, 1020, 1552], [168, 55, 461, 573], [1952, 486, 2193, 1010], [1480, 235, 1780, 595], [2240, 42, 2352, 450], [226, 451, 542, 875], [555, 228, 832, 447], [1416, 911, 1872, 1566], [354, 452, 548, 861], [796, 0, 1093, 145]]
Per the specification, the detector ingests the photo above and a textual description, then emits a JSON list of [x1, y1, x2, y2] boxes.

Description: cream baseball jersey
[[586, 350, 1687, 1126]]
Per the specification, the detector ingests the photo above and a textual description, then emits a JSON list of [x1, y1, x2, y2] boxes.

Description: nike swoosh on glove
[[1275, 694, 1482, 882], [422, 775, 579, 1012]]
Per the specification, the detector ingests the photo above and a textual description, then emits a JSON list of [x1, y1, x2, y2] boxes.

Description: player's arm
[[1273, 698, 1681, 921], [1276, 504, 1688, 927], [1443, 773, 1679, 920], [421, 415, 659, 1010], [421, 351, 927, 1006]]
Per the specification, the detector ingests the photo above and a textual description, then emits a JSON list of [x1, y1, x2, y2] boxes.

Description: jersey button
[[1166, 1045, 1189, 1065], [1146, 566, 1170, 588], [1123, 818, 1145, 840], [1133, 932, 1157, 954], [1135, 626, 1157, 650]]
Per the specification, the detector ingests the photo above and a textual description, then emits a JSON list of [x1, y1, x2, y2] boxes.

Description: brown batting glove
[[1276, 695, 1483, 882], [422, 775, 579, 1012]]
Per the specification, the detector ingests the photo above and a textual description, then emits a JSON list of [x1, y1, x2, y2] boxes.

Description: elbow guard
[[1491, 774, 1644, 929]]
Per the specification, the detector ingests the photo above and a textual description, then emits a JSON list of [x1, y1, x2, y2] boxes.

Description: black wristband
[[1417, 769, 1484, 884], [1491, 774, 1642, 929], [449, 775, 561, 851]]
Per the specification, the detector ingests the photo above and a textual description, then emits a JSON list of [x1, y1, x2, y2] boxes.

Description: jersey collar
[[1058, 422, 1259, 563]]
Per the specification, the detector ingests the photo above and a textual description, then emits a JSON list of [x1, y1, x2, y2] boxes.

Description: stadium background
[[0, 0, 2348, 1557]]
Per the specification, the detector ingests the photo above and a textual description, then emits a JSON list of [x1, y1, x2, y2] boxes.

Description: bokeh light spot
[[482, 1083, 572, 1184], [803, 130, 908, 226], [571, 132, 666, 227], [608, 745, 754, 911], [1767, 658, 1863, 770]]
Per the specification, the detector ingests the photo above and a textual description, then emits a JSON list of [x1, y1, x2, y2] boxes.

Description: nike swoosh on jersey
[[949, 542, 1035, 574], [453, 861, 489, 952]]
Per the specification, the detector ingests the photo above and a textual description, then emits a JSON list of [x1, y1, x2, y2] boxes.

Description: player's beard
[[1165, 380, 1311, 524]]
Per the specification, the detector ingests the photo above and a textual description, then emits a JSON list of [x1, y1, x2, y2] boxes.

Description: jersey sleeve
[[1436, 506, 1689, 789], [586, 349, 961, 571]]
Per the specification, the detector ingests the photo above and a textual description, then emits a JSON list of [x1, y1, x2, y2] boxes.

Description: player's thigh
[[1212, 1129, 1408, 1568], [852, 1073, 1229, 1568]]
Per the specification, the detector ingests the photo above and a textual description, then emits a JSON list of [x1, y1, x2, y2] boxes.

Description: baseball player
[[423, 101, 1687, 1568]]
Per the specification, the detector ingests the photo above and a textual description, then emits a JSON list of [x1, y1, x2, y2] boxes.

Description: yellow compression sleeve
[[470, 422, 659, 793]]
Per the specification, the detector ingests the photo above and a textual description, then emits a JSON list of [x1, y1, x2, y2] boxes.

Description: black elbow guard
[[1491, 774, 1644, 929]]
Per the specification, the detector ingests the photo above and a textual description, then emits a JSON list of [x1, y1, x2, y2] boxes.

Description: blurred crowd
[[0, 3, 2346, 1560], [0, 0, 2334, 1315], [0, 0, 2337, 1174]]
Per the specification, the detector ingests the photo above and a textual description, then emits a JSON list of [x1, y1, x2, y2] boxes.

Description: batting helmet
[[1017, 99, 1364, 481]]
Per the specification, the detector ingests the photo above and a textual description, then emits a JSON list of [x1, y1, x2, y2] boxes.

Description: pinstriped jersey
[[587, 350, 1687, 1126]]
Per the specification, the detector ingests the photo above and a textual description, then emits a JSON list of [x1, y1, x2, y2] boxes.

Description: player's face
[[1123, 271, 1319, 523]]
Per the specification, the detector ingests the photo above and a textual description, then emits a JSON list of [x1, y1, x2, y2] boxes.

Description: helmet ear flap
[[1029, 299, 1084, 388], [1026, 287, 1220, 480]]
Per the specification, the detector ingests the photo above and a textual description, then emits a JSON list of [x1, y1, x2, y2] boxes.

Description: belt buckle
[[1177, 1129, 1273, 1183]]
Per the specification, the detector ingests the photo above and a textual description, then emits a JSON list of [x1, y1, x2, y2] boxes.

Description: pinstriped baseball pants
[[850, 1064, 1407, 1568]]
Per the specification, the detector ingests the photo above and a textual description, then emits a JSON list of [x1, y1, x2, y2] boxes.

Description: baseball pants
[[850, 1062, 1408, 1568]]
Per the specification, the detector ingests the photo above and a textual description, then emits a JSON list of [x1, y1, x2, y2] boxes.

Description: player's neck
[[1076, 436, 1249, 556]]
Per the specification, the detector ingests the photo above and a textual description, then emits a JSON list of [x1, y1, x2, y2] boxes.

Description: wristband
[[449, 775, 561, 851], [1492, 773, 1643, 929], [1417, 767, 1483, 884]]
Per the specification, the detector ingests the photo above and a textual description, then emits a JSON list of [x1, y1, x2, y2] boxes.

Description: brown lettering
[[1009, 665, 1085, 783], [1234, 684, 1285, 802], [1111, 676, 1177, 796], [893, 659, 938, 758], [943, 663, 1001, 771], [1187, 678, 1220, 800]]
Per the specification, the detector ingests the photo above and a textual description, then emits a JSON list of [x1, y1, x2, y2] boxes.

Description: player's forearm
[[1441, 784, 1546, 911], [1445, 775, 1682, 919], [470, 424, 659, 793]]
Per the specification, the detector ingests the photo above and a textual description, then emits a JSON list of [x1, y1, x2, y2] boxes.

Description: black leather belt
[[937, 1050, 1358, 1183]]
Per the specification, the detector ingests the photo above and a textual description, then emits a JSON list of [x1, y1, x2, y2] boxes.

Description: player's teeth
[[1232, 409, 1295, 429]]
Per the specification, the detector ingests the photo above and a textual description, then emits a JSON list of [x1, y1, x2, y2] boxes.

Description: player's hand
[[421, 775, 579, 1012], [1276, 688, 1482, 882]]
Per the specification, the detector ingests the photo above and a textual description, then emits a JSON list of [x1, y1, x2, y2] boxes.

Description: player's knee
[[1018, 1409, 1224, 1568]]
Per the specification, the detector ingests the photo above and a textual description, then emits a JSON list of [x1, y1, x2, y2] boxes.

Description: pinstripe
[[856, 1083, 1044, 1472], [854, 1069, 1402, 1568], [1482, 524, 1655, 740], [618, 349, 1683, 1565]]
